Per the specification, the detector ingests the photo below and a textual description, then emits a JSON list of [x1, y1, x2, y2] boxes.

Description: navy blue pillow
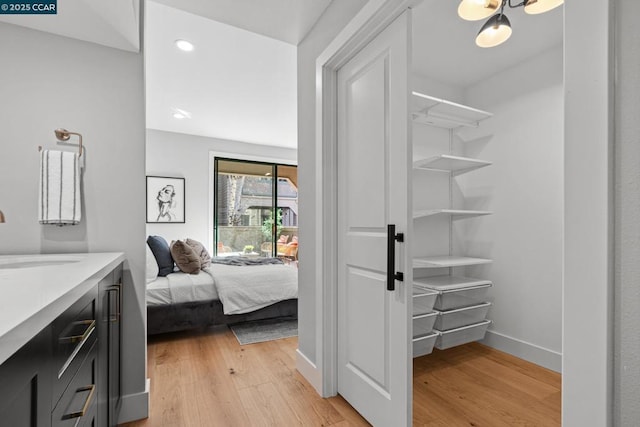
[[147, 235, 174, 276]]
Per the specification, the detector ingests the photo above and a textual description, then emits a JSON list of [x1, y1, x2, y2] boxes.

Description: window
[[213, 158, 298, 258]]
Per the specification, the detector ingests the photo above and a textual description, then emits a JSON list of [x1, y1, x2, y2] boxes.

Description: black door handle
[[387, 224, 404, 291]]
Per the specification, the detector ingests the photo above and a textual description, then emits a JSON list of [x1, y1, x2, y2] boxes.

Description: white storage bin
[[435, 320, 491, 350], [413, 311, 437, 337], [414, 276, 492, 310], [413, 286, 438, 315], [435, 284, 491, 310], [413, 331, 438, 358], [434, 302, 491, 330]]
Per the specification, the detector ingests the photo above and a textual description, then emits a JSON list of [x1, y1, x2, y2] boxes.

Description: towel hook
[[53, 128, 83, 157]]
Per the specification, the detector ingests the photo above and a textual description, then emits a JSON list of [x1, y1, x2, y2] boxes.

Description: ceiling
[[145, 1, 298, 149], [0, 0, 139, 52], [412, 0, 563, 88], [0, 0, 563, 150], [150, 0, 332, 45]]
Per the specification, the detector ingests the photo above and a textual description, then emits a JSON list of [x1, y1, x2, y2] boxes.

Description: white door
[[337, 10, 412, 427]]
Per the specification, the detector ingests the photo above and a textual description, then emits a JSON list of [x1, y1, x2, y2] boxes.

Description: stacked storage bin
[[414, 277, 492, 350], [412, 285, 438, 357]]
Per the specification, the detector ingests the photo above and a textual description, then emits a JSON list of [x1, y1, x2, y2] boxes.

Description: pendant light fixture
[[476, 13, 512, 48], [458, 0, 563, 48]]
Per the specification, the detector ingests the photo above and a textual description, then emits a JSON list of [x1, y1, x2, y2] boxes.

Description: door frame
[[314, 0, 614, 423], [314, 0, 421, 397]]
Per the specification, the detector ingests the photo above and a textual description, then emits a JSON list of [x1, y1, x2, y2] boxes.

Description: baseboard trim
[[296, 348, 322, 395], [118, 378, 150, 424], [481, 330, 562, 373]]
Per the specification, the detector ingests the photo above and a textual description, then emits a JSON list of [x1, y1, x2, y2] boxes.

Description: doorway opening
[[316, 1, 565, 425]]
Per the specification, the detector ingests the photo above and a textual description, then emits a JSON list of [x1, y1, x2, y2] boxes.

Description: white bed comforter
[[161, 270, 219, 305], [204, 263, 298, 315]]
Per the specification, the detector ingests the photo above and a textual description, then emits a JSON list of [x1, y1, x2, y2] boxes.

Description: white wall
[[146, 129, 297, 250], [614, 0, 640, 423], [296, 0, 368, 387], [412, 73, 464, 105], [460, 45, 564, 371], [0, 22, 148, 422]]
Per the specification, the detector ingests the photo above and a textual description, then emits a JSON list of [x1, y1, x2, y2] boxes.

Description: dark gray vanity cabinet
[[51, 285, 99, 427], [0, 261, 123, 427], [0, 327, 53, 427]]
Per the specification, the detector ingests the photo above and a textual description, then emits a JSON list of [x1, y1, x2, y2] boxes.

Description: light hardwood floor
[[122, 327, 560, 427]]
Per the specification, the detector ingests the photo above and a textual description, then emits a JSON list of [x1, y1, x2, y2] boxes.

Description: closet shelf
[[413, 209, 492, 220], [411, 91, 492, 129], [413, 256, 492, 269], [414, 154, 492, 174], [414, 275, 492, 292]]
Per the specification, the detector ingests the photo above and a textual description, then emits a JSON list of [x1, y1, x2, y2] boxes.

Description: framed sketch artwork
[[146, 176, 185, 223]]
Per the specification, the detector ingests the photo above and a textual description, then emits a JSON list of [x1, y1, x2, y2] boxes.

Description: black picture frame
[[146, 176, 185, 223]]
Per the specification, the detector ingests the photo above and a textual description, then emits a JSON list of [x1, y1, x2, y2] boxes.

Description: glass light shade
[[475, 14, 512, 48], [458, 0, 500, 21], [524, 0, 564, 14]]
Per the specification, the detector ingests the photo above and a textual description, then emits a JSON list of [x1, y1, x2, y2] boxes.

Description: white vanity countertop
[[0, 252, 125, 365]]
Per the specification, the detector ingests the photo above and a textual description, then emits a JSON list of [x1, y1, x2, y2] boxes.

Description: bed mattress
[[146, 270, 219, 306]]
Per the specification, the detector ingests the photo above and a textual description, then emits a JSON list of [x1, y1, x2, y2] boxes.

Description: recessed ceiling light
[[175, 39, 194, 52], [172, 108, 191, 119]]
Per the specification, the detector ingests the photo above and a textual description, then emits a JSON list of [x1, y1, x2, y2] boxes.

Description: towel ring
[[54, 128, 83, 157]]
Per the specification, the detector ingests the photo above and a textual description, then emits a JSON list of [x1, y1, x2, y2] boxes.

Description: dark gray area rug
[[229, 318, 298, 345]]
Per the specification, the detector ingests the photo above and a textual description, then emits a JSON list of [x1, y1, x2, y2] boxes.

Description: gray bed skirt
[[147, 299, 298, 335]]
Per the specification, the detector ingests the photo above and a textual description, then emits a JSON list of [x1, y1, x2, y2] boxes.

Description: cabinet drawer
[[413, 331, 438, 358], [52, 287, 98, 404], [413, 286, 438, 315], [434, 302, 491, 331], [434, 284, 491, 311], [435, 320, 491, 350], [412, 311, 437, 338], [52, 340, 98, 427]]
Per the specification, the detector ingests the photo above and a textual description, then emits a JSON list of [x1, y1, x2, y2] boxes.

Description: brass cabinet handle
[[59, 319, 96, 344], [62, 384, 95, 420], [58, 320, 96, 378]]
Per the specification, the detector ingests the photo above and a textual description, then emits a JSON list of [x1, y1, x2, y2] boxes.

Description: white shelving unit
[[410, 91, 494, 357], [413, 209, 492, 220]]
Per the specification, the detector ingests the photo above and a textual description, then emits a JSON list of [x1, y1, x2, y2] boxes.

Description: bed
[[146, 258, 298, 335]]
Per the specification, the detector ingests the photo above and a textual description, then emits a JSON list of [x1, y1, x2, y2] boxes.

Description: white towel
[[39, 150, 81, 225]]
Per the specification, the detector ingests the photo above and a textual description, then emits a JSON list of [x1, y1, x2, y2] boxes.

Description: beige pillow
[[170, 240, 201, 274], [185, 238, 212, 268]]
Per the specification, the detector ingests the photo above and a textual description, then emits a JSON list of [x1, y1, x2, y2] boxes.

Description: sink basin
[[0, 255, 84, 269]]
